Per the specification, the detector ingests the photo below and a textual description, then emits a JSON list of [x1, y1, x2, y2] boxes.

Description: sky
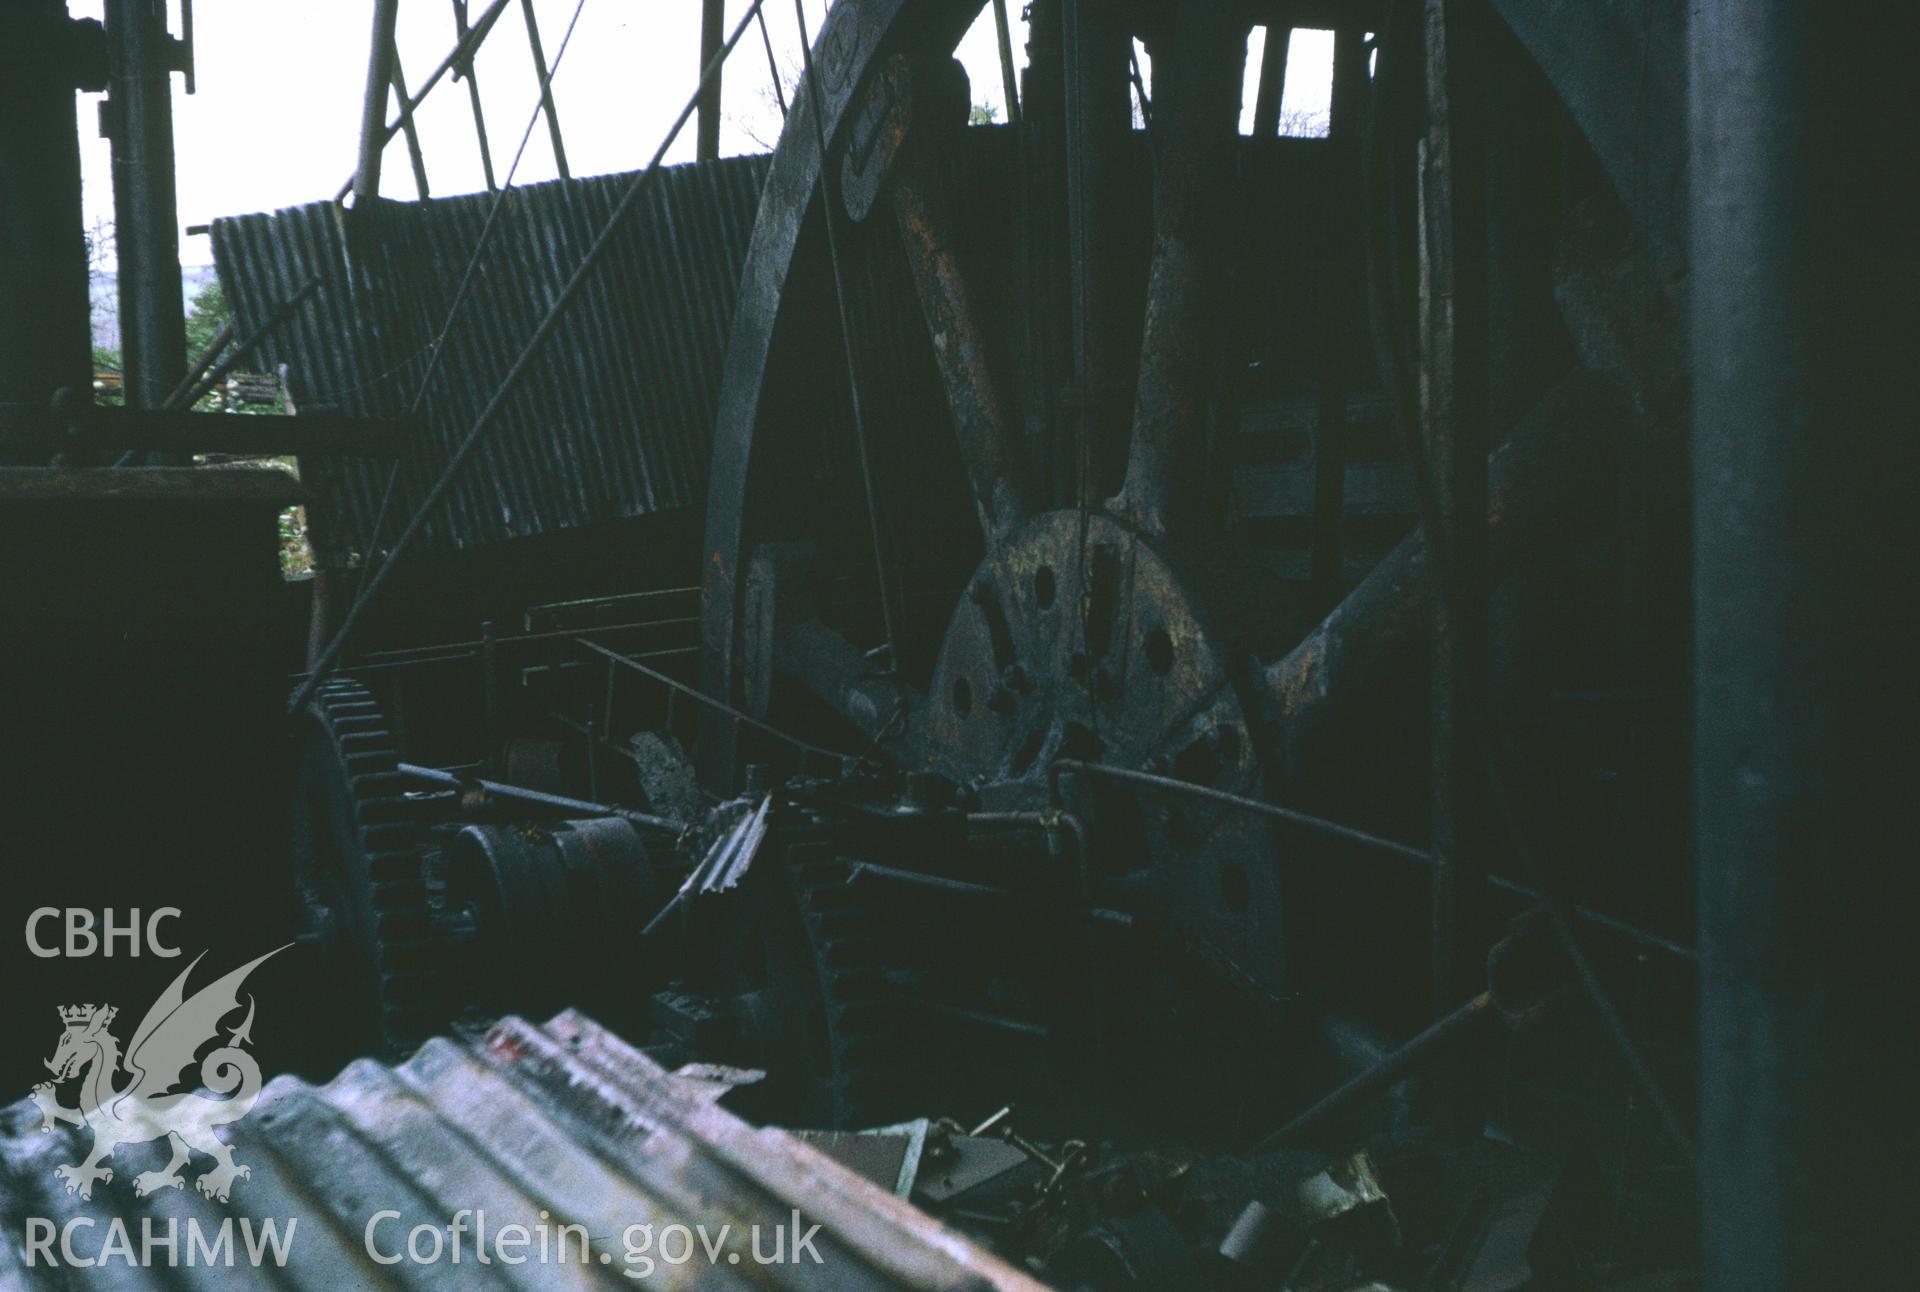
[[68, 1, 1334, 269]]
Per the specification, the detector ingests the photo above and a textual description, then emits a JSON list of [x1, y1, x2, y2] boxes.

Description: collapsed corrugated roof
[[0, 1010, 1049, 1289], [211, 156, 770, 564]]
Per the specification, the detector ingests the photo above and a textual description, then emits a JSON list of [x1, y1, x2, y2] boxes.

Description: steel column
[[104, 0, 188, 423], [354, 0, 403, 202], [1421, 0, 1491, 1030], [697, 0, 725, 161], [1692, 4, 1920, 1287]]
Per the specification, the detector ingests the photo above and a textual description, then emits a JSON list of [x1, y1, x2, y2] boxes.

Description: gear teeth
[[791, 859, 903, 1129], [297, 675, 434, 1058]]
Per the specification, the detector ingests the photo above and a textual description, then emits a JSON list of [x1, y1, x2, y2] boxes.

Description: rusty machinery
[[6, 0, 1917, 1288], [278, 1, 1718, 1285]]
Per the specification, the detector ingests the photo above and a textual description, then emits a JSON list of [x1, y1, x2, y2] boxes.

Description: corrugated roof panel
[[210, 156, 771, 564], [0, 1010, 1050, 1290]]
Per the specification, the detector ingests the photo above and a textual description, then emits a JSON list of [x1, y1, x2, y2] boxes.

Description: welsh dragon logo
[[29, 947, 285, 1202]]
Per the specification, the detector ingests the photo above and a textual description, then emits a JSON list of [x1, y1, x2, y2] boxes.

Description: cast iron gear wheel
[[788, 848, 904, 1129], [290, 675, 435, 1057]]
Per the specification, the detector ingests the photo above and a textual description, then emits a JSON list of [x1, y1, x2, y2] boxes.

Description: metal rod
[[1255, 990, 1494, 1147], [353, 0, 403, 202], [792, 0, 904, 673], [697, 0, 725, 159], [584, 702, 602, 801], [1422, 0, 1491, 1053], [450, 0, 499, 192], [1360, 5, 1698, 1171], [357, 615, 696, 660], [1052, 757, 1430, 863], [396, 762, 685, 833], [1049, 759, 1695, 961], [519, 0, 570, 178], [352, 0, 590, 584], [755, 5, 787, 117], [914, 1000, 1051, 1040], [337, 0, 515, 202], [580, 637, 856, 764], [1126, 42, 1151, 126], [389, 42, 432, 197], [543, 707, 644, 766], [165, 318, 231, 411], [291, 650, 482, 679], [173, 275, 322, 411], [990, 0, 1022, 125], [289, 0, 772, 718], [1308, 27, 1367, 594], [1250, 12, 1289, 137], [481, 620, 502, 773], [848, 863, 1009, 899]]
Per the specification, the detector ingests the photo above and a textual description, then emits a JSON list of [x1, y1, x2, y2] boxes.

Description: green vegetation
[[278, 504, 315, 580], [184, 279, 227, 370], [183, 281, 311, 578], [92, 345, 124, 407]]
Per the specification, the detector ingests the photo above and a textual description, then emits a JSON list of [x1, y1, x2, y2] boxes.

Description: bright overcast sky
[[67, 1, 1333, 268]]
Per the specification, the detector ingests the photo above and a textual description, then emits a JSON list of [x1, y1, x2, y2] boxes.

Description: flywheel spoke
[[892, 160, 1039, 549], [1116, 5, 1245, 539], [1255, 373, 1633, 771]]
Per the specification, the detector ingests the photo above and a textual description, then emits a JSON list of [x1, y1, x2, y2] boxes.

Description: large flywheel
[[699, 0, 1657, 1022]]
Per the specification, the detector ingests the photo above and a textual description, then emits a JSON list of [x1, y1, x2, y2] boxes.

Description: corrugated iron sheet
[[0, 1010, 1049, 1289], [210, 156, 770, 565]]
